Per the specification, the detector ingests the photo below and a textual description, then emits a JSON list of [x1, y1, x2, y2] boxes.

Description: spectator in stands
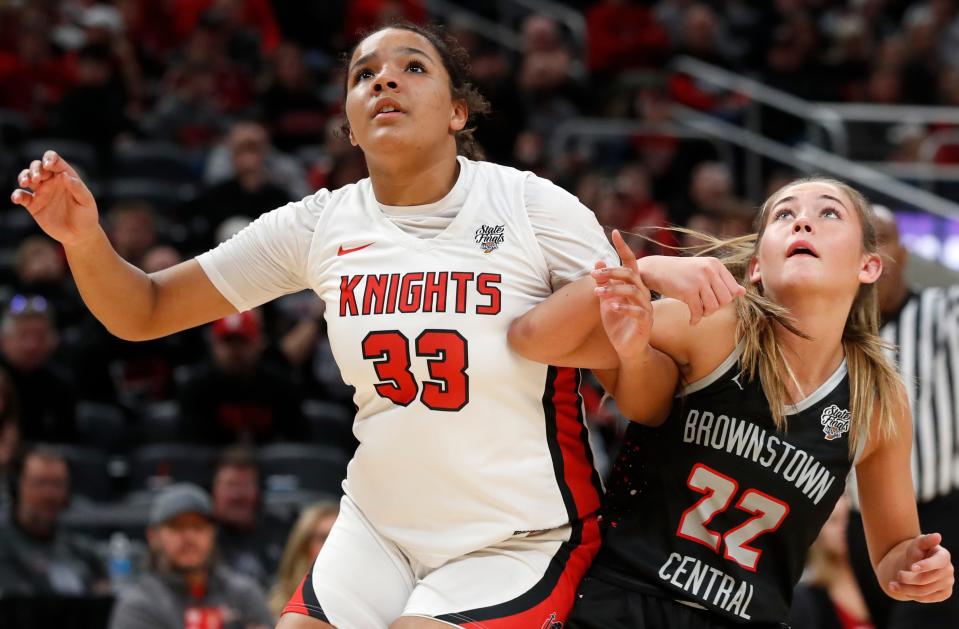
[[109, 482, 273, 629], [0, 445, 108, 597], [845, 206, 959, 628], [142, 61, 231, 151], [178, 310, 306, 445], [12, 235, 84, 329], [612, 162, 676, 257], [211, 446, 290, 589], [343, 0, 427, 42], [0, 368, 20, 516], [789, 497, 874, 629], [56, 43, 131, 159], [268, 501, 339, 617], [141, 245, 184, 275], [0, 296, 77, 444], [170, 0, 282, 58], [0, 6, 74, 130], [586, 0, 670, 75], [186, 120, 294, 250], [259, 42, 328, 152], [674, 160, 741, 227], [517, 14, 583, 137], [105, 201, 158, 270]]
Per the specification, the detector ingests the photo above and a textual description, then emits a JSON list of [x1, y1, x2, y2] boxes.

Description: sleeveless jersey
[[592, 343, 857, 624], [199, 157, 611, 568]]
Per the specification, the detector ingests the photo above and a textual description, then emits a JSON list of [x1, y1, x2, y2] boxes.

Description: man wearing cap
[[108, 483, 273, 629], [177, 309, 306, 445]]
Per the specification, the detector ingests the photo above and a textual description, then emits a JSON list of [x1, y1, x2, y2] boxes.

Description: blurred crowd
[[1, 0, 957, 627]]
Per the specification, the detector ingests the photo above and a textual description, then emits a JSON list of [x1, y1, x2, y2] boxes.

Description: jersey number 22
[[677, 463, 790, 572]]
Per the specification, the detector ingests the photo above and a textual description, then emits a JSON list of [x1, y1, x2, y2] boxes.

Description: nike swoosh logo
[[337, 242, 374, 256]]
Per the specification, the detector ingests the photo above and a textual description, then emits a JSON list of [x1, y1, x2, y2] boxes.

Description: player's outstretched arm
[[508, 229, 745, 369], [857, 395, 955, 602], [11, 151, 236, 340]]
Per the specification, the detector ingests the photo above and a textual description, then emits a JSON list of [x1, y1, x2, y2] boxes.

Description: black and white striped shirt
[[882, 286, 959, 503]]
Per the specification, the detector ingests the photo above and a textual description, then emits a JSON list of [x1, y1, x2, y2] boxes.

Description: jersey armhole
[[677, 340, 745, 397]]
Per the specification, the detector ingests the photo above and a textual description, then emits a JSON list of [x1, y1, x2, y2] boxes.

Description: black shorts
[[567, 574, 788, 629]]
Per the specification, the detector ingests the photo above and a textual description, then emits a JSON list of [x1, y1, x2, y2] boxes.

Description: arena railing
[[547, 118, 737, 176], [670, 56, 849, 201], [423, 0, 524, 52], [671, 105, 959, 221]]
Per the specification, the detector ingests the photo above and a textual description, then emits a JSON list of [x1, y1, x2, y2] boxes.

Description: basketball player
[[10, 23, 743, 629], [510, 179, 954, 627]]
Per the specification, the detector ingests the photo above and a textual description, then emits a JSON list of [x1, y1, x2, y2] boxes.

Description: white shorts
[[282, 494, 600, 628]]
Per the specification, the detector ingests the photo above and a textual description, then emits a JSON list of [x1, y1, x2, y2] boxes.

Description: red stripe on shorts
[[457, 515, 601, 628]]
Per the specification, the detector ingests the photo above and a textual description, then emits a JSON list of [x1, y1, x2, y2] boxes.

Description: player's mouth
[[372, 98, 405, 118], [786, 239, 819, 258]]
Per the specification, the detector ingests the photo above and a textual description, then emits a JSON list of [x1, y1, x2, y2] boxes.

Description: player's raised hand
[[889, 533, 954, 602], [591, 230, 653, 360], [626, 240, 745, 325], [10, 151, 100, 247]]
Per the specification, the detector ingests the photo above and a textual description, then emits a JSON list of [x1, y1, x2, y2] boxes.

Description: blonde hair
[[268, 501, 340, 617], [682, 177, 903, 454]]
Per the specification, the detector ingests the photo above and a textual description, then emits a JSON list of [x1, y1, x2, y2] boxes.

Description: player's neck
[[772, 298, 848, 401], [367, 149, 460, 206]]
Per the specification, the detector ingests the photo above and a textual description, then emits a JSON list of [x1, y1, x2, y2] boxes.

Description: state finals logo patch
[[820, 404, 851, 441], [475, 224, 505, 253]]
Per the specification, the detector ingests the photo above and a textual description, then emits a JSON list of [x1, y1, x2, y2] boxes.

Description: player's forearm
[[508, 276, 601, 362], [613, 344, 678, 426], [63, 227, 160, 341]]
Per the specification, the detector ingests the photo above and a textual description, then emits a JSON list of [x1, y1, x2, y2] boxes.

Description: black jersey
[[591, 343, 857, 625]]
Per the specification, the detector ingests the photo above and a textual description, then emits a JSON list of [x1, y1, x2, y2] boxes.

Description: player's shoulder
[[652, 299, 738, 377], [461, 157, 560, 194]]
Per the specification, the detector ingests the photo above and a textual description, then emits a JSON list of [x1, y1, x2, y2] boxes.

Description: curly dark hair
[[342, 22, 491, 161]]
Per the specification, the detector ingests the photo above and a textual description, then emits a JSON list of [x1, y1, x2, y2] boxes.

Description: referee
[[846, 206, 959, 627]]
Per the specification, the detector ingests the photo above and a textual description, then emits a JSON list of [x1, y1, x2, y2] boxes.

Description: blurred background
[[1, 1, 957, 627]]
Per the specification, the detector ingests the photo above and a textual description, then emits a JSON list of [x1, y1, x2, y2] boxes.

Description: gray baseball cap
[[149, 483, 213, 527]]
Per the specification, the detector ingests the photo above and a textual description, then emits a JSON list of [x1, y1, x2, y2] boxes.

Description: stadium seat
[[258, 442, 348, 496], [76, 401, 128, 451], [56, 445, 116, 503], [113, 142, 198, 182], [0, 108, 27, 147], [107, 178, 196, 213], [128, 443, 217, 491], [20, 138, 99, 179], [139, 400, 183, 443], [302, 399, 355, 451]]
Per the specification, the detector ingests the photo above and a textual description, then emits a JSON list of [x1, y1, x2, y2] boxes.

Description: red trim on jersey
[[456, 516, 601, 629], [282, 573, 308, 615], [551, 367, 602, 519], [281, 572, 328, 621]]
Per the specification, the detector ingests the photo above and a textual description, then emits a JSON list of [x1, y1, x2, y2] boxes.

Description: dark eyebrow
[[350, 46, 435, 73], [398, 46, 434, 63]]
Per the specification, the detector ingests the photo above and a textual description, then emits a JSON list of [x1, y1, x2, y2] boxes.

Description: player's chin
[[363, 129, 419, 154]]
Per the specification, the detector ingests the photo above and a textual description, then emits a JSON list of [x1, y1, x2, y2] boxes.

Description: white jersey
[[198, 157, 616, 567]]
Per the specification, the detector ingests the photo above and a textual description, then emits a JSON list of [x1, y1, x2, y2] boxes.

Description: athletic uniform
[[197, 156, 615, 628], [570, 343, 860, 628]]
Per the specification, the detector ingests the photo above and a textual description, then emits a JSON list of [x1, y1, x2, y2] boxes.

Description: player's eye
[[352, 68, 374, 84]]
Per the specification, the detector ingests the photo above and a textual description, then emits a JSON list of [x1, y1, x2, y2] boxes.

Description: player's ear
[[748, 256, 761, 288]]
